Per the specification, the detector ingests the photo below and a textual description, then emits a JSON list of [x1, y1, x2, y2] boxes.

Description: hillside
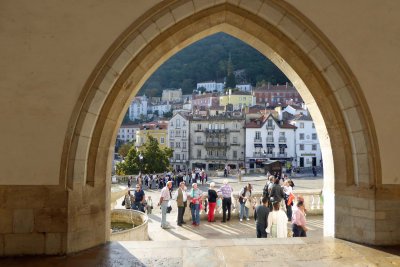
[[138, 32, 289, 96]]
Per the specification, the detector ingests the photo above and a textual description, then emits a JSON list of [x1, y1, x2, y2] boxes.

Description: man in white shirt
[[158, 181, 173, 229]]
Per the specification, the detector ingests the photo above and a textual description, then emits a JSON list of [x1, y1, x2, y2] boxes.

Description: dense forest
[[138, 32, 289, 96]]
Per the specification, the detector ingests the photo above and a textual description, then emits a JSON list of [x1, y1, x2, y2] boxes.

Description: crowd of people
[[122, 170, 309, 238]]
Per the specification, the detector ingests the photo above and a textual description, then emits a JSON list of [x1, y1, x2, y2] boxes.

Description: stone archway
[[62, 1, 380, 252]]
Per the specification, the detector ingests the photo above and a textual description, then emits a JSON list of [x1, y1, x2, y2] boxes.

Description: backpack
[[262, 182, 269, 198]]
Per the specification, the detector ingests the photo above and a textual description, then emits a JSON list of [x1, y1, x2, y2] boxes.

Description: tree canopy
[[116, 135, 173, 175]]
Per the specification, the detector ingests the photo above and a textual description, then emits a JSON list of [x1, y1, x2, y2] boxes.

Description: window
[[182, 142, 186, 149], [279, 147, 285, 154], [197, 149, 201, 158], [267, 131, 273, 136], [176, 142, 180, 148], [312, 144, 317, 150], [300, 122, 304, 128], [176, 119, 180, 127], [176, 130, 181, 137], [170, 130, 174, 138], [255, 131, 261, 139], [300, 144, 304, 151], [279, 132, 285, 137], [183, 121, 186, 126], [208, 150, 212, 156], [267, 119, 273, 127], [267, 147, 273, 154], [170, 121, 173, 126], [312, 133, 317, 140], [233, 150, 237, 159], [312, 123, 315, 128], [300, 133, 305, 140], [175, 154, 180, 160], [197, 136, 201, 143], [197, 124, 202, 131], [160, 137, 165, 144], [170, 142, 174, 148], [221, 123, 225, 130], [183, 130, 186, 138], [182, 154, 185, 160], [233, 136, 238, 144]]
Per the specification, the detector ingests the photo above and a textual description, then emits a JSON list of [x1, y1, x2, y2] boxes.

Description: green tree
[[225, 53, 236, 89], [116, 146, 140, 175], [142, 135, 173, 173], [118, 142, 133, 159]]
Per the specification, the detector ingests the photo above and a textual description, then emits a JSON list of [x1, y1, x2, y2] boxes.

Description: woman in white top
[[283, 179, 294, 221], [266, 198, 288, 238]]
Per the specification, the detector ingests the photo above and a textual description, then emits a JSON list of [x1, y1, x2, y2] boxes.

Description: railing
[[266, 152, 275, 157], [278, 137, 287, 142], [205, 142, 228, 148], [194, 141, 204, 145], [205, 128, 229, 134], [253, 152, 263, 157], [277, 152, 287, 157], [254, 138, 262, 143], [266, 137, 274, 142]]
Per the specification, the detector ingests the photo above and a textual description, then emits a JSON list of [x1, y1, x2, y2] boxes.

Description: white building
[[288, 114, 321, 168], [128, 95, 148, 121], [162, 88, 182, 102], [245, 113, 296, 172], [149, 101, 172, 116], [168, 112, 190, 171], [117, 124, 141, 142], [196, 81, 224, 92], [236, 84, 253, 92]]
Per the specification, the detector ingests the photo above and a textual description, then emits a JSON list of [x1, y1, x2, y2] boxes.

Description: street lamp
[[139, 153, 143, 175]]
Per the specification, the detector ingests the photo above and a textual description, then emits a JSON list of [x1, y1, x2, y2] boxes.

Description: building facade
[[149, 102, 172, 116], [219, 91, 255, 110], [135, 121, 168, 150], [162, 88, 182, 102], [189, 113, 245, 171], [196, 81, 224, 92], [168, 113, 190, 172], [191, 93, 220, 110], [117, 123, 141, 143], [253, 83, 303, 106], [128, 95, 148, 121], [245, 113, 296, 172]]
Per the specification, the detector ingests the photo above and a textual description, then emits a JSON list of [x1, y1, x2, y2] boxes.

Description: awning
[[279, 144, 287, 148], [266, 144, 275, 148], [254, 144, 263, 148]]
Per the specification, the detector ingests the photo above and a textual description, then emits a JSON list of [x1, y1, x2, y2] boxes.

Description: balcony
[[266, 137, 274, 142], [266, 152, 275, 157], [277, 152, 287, 158], [194, 141, 204, 145], [266, 124, 275, 130], [254, 137, 262, 143], [205, 142, 228, 148], [206, 156, 228, 160], [278, 137, 287, 143], [205, 128, 229, 134], [253, 152, 263, 158]]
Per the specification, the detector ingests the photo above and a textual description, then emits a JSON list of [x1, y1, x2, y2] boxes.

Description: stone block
[[171, 1, 195, 22], [34, 208, 67, 233], [258, 1, 284, 26], [155, 11, 175, 32], [0, 209, 13, 233], [13, 209, 34, 233], [0, 234, 3, 256], [4, 233, 45, 255], [193, 0, 214, 13], [45, 233, 63, 255], [45, 189, 68, 209], [239, 0, 263, 14], [308, 45, 333, 72], [277, 15, 305, 41], [296, 29, 317, 53]]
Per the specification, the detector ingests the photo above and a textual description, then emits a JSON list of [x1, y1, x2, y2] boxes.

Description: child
[[146, 196, 153, 215]]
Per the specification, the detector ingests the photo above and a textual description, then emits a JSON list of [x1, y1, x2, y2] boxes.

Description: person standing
[[158, 181, 173, 229], [266, 198, 288, 238], [218, 179, 234, 223], [292, 200, 308, 237], [175, 181, 187, 226], [283, 179, 294, 221], [123, 191, 131, 209], [238, 183, 252, 221], [146, 196, 153, 215], [189, 183, 202, 226], [207, 182, 218, 222], [254, 196, 270, 238], [132, 184, 145, 212]]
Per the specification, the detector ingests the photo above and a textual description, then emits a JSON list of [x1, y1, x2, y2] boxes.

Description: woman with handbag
[[238, 183, 252, 222]]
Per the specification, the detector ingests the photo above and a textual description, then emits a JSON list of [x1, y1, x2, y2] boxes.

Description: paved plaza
[[114, 172, 324, 241]]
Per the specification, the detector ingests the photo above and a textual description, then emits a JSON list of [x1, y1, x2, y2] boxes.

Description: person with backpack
[[238, 183, 252, 221]]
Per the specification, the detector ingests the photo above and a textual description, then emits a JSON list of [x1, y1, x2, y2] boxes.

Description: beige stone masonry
[[13, 209, 34, 233], [4, 233, 45, 255]]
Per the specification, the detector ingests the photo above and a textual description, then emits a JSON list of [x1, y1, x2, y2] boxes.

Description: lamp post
[[139, 153, 143, 175]]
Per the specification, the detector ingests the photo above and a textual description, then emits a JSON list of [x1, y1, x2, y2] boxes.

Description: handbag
[[287, 193, 295, 206], [245, 199, 251, 209]]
